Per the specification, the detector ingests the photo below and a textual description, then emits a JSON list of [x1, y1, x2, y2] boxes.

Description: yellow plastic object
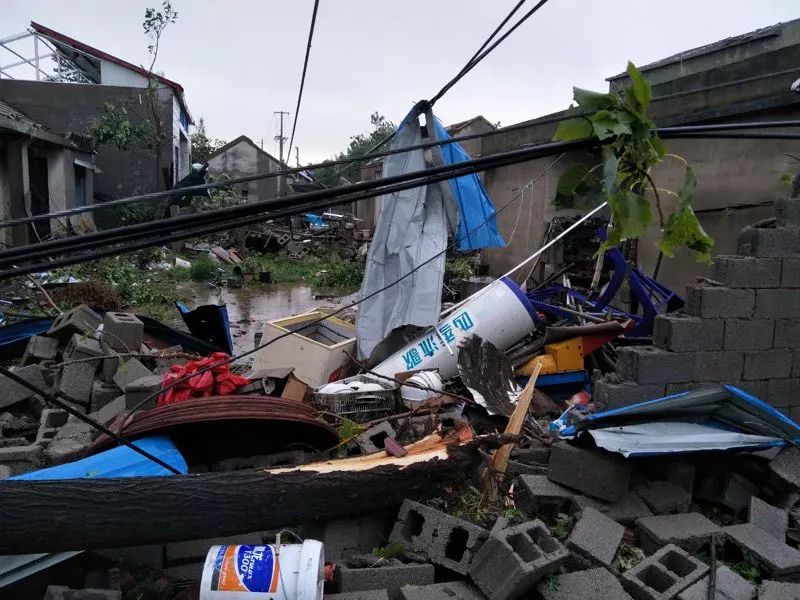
[[516, 337, 585, 376]]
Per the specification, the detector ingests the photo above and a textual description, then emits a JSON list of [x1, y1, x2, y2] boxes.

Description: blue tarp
[[432, 120, 505, 251], [10, 435, 187, 480]]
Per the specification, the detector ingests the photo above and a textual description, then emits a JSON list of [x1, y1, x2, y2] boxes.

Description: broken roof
[[445, 115, 496, 135], [206, 135, 284, 166]]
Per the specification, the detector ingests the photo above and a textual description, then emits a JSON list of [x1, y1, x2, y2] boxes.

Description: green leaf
[[603, 154, 619, 197], [625, 61, 652, 113], [573, 87, 615, 112], [607, 190, 652, 245], [554, 164, 600, 208], [591, 110, 633, 140], [658, 166, 714, 262], [650, 135, 667, 158], [553, 115, 593, 141]]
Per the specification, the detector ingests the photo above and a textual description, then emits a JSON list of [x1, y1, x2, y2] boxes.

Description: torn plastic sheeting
[[557, 384, 800, 456]]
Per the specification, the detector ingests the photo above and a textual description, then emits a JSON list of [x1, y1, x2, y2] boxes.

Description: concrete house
[[206, 135, 285, 203], [479, 18, 800, 294], [0, 100, 97, 247], [0, 22, 193, 202]]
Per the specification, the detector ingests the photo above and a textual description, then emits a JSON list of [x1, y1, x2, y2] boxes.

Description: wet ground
[[176, 282, 357, 356]]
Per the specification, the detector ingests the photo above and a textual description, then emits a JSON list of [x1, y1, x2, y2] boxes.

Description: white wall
[[99, 60, 149, 88]]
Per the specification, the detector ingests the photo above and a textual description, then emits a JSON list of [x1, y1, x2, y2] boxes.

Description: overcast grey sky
[[3, 1, 799, 162]]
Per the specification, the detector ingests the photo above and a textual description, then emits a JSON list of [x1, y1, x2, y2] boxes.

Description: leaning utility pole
[[274, 110, 289, 195], [295, 147, 300, 167]]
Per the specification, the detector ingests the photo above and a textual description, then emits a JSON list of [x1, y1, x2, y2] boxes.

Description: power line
[[286, 0, 320, 169]]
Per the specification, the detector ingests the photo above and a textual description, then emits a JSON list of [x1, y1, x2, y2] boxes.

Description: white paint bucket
[[372, 276, 537, 380], [200, 541, 324, 599]]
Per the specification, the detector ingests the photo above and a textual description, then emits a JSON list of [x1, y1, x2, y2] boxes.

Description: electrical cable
[[286, 0, 320, 166], [0, 366, 182, 474], [118, 154, 568, 430]]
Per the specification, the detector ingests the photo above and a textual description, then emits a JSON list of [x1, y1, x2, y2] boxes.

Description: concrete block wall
[[596, 197, 800, 418]]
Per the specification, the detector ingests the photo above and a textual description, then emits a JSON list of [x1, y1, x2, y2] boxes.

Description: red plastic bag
[[158, 352, 251, 406]]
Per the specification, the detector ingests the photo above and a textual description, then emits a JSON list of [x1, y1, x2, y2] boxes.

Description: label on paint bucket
[[209, 545, 280, 593]]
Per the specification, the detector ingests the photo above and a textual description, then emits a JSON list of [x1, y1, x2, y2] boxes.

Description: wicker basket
[[312, 375, 399, 423]]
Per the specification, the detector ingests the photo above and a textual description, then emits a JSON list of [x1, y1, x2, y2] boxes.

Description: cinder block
[[781, 259, 800, 288], [102, 312, 144, 352], [685, 284, 755, 319], [676, 566, 756, 600], [749, 496, 789, 542], [634, 481, 691, 515], [43, 586, 121, 600], [755, 289, 800, 319], [728, 380, 768, 400], [124, 375, 163, 410], [327, 592, 389, 600], [548, 443, 631, 502], [56, 361, 97, 405], [89, 396, 125, 426], [776, 197, 800, 228], [46, 304, 102, 343], [389, 499, 488, 574], [337, 564, 433, 600], [721, 473, 757, 513], [112, 358, 152, 391], [0, 444, 44, 475], [0, 364, 48, 409], [665, 382, 703, 396], [570, 491, 652, 526], [593, 379, 665, 409], [35, 408, 68, 445], [713, 255, 781, 288], [666, 462, 695, 495], [771, 447, 800, 489], [693, 351, 744, 383], [44, 420, 94, 465], [63, 333, 103, 365], [738, 226, 800, 258], [400, 581, 484, 600], [537, 567, 633, 600], [616, 346, 695, 385], [742, 350, 793, 381], [767, 379, 800, 407], [469, 520, 567, 600], [512, 447, 550, 465], [723, 523, 800, 579], [636, 513, 721, 556], [653, 315, 723, 352], [723, 319, 775, 351], [22, 335, 59, 365], [356, 421, 397, 454], [758, 580, 800, 599], [567, 507, 624, 566], [91, 381, 121, 412], [621, 544, 708, 600], [516, 474, 575, 515]]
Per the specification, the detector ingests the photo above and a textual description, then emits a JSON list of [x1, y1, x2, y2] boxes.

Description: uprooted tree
[[553, 62, 714, 263]]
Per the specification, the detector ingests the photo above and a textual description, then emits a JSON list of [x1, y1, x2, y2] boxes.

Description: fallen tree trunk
[[0, 429, 481, 554]]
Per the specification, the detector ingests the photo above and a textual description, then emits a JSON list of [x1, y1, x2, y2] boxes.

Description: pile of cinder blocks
[[594, 197, 800, 414]]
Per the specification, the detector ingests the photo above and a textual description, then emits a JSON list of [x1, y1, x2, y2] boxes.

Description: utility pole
[[295, 147, 300, 167], [274, 110, 289, 196]]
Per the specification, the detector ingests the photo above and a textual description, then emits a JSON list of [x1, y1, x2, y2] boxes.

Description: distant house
[[0, 100, 97, 247], [206, 136, 286, 203], [0, 21, 193, 201]]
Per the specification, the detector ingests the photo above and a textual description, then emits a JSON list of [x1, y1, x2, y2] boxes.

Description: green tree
[[190, 117, 226, 164], [313, 111, 396, 185]]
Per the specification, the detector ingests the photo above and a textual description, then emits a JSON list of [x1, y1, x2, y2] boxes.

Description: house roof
[[0, 99, 39, 128], [206, 135, 284, 166], [607, 19, 795, 80], [445, 115, 495, 134], [0, 98, 91, 151], [29, 21, 192, 122]]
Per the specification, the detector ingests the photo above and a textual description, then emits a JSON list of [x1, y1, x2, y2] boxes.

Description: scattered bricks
[[621, 544, 708, 600], [35, 408, 68, 446], [570, 491, 652, 526], [43, 586, 121, 600], [723, 523, 800, 579], [46, 304, 102, 343], [548, 443, 631, 502], [713, 255, 782, 289], [676, 566, 756, 600], [64, 333, 103, 365], [722, 473, 758, 513], [665, 382, 703, 396], [634, 481, 691, 515], [724, 319, 775, 351], [567, 506, 624, 566], [770, 447, 800, 489], [776, 197, 800, 228], [327, 593, 389, 600], [469, 520, 567, 600], [91, 381, 121, 413], [90, 396, 125, 426], [592, 379, 666, 409], [743, 350, 793, 381], [490, 516, 509, 537], [0, 444, 44, 475], [653, 314, 723, 352], [693, 351, 744, 382], [537, 567, 634, 600], [636, 513, 721, 556], [356, 421, 397, 454], [516, 474, 575, 515], [507, 460, 547, 477], [616, 346, 695, 385], [102, 312, 144, 352], [738, 226, 800, 258], [336, 564, 433, 600], [125, 375, 163, 410], [750, 497, 789, 541], [21, 335, 59, 365], [666, 462, 695, 496], [400, 581, 485, 600], [389, 499, 488, 574], [322, 514, 390, 562], [56, 361, 97, 406], [512, 447, 550, 465], [755, 289, 800, 319], [685, 284, 755, 319], [112, 358, 153, 391], [782, 259, 800, 288], [0, 364, 48, 409], [758, 580, 800, 599], [768, 379, 800, 408], [45, 420, 94, 465]]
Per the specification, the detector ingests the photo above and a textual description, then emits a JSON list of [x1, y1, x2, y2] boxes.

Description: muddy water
[[176, 282, 356, 356]]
